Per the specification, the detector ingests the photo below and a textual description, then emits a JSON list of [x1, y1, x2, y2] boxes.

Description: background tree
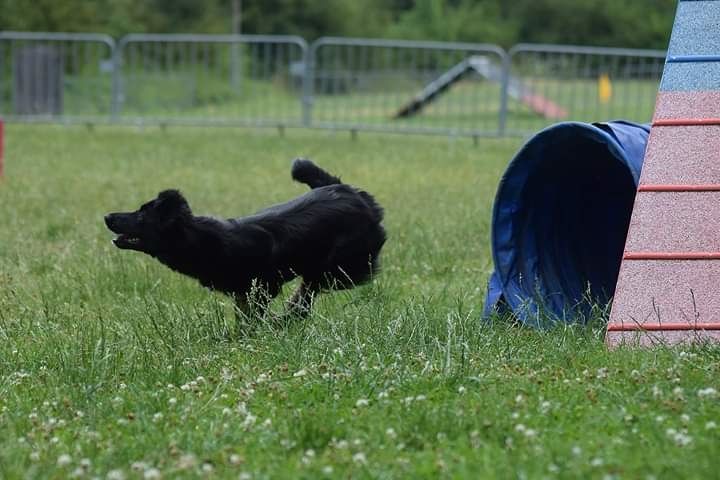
[[0, 0, 676, 49]]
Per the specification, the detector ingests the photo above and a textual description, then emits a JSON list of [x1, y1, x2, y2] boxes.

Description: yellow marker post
[[598, 73, 613, 104]]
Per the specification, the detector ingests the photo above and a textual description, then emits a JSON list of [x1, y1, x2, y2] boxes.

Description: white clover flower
[[386, 428, 397, 439], [293, 369, 307, 378], [352, 452, 367, 465], [177, 454, 197, 469], [168, 397, 177, 405], [229, 454, 243, 465], [152, 413, 164, 423], [355, 398, 369, 408], [143, 468, 161, 479], [322, 465, 333, 475], [590, 458, 604, 467], [698, 387, 718, 399], [242, 413, 257, 429], [57, 454, 72, 467], [70, 467, 84, 478], [674, 432, 692, 447], [705, 421, 717, 430], [458, 386, 466, 394], [666, 428, 693, 446], [106, 469, 126, 480], [680, 414, 690, 425]]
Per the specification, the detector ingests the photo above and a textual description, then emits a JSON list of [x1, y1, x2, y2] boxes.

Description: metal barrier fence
[[308, 37, 507, 136], [503, 44, 666, 135], [0, 32, 669, 136], [113, 34, 308, 127], [0, 32, 115, 121]]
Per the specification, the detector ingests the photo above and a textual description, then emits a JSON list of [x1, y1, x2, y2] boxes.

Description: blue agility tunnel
[[484, 121, 650, 326]]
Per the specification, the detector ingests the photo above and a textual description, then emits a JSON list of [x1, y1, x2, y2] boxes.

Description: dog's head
[[104, 189, 191, 254]]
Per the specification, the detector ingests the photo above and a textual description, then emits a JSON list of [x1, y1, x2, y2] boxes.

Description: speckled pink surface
[[607, 330, 720, 347], [606, 7, 720, 347], [640, 126, 720, 184], [654, 91, 720, 120], [623, 192, 720, 252], [609, 260, 720, 330]]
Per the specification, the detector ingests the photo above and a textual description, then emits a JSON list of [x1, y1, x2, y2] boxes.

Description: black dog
[[104, 159, 386, 323]]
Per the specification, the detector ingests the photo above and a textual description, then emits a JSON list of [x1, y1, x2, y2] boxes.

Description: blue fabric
[[484, 121, 650, 326]]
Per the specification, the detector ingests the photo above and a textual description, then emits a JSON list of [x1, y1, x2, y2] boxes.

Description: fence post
[[498, 50, 510, 137], [302, 42, 315, 127], [111, 37, 123, 120], [0, 117, 4, 179]]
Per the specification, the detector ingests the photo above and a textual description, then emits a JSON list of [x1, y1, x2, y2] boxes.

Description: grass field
[[0, 125, 719, 479]]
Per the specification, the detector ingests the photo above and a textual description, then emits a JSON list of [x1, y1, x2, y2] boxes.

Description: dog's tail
[[291, 158, 342, 189]]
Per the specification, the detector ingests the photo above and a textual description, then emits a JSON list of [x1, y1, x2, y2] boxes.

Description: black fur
[[104, 159, 386, 323]]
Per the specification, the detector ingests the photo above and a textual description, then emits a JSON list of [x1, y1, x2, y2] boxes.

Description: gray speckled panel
[[609, 260, 720, 326], [639, 126, 720, 184], [661, 62, 720, 91], [668, 1, 720, 56], [654, 91, 720, 119], [624, 192, 720, 252]]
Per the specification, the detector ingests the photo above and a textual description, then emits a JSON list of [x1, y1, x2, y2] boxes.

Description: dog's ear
[[156, 189, 191, 218]]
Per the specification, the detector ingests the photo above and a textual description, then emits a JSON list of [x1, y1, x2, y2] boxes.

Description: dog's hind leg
[[285, 280, 318, 320], [233, 299, 255, 336], [233, 282, 279, 334]]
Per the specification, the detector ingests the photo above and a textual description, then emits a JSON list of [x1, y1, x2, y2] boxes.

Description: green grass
[[0, 125, 719, 479]]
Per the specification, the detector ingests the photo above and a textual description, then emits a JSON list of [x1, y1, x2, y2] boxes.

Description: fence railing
[[0, 32, 115, 121], [503, 44, 666, 135], [112, 34, 308, 127], [0, 32, 668, 136]]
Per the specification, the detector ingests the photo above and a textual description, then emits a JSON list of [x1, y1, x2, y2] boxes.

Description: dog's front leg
[[233, 298, 254, 336], [286, 281, 318, 320], [233, 285, 274, 335]]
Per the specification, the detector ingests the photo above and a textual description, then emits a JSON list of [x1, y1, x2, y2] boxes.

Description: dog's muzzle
[[104, 214, 143, 250]]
